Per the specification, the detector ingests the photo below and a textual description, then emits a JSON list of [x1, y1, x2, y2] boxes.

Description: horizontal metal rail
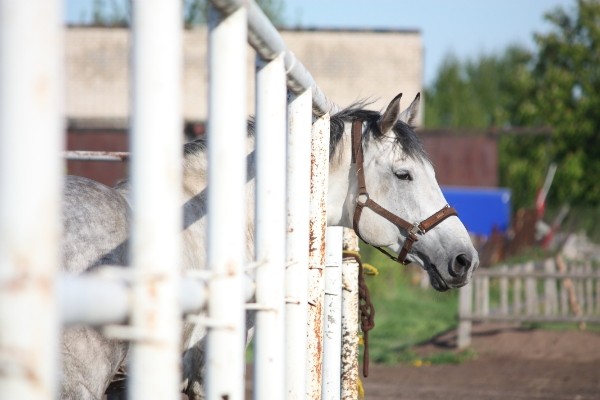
[[210, 0, 338, 116], [64, 150, 130, 161], [59, 272, 256, 326]]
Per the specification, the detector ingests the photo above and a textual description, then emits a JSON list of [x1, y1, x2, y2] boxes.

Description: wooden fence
[[458, 254, 600, 348]]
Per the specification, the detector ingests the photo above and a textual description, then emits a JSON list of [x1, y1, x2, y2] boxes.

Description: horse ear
[[378, 93, 403, 133], [398, 93, 420, 126]]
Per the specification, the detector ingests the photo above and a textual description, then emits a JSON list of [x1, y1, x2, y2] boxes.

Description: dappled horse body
[[59, 93, 478, 399]]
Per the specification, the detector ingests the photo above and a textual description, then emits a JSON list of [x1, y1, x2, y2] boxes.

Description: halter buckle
[[409, 222, 423, 237]]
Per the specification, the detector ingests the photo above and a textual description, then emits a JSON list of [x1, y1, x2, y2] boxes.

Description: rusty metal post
[[341, 229, 360, 400], [285, 89, 313, 399], [0, 0, 64, 398], [306, 113, 330, 399]]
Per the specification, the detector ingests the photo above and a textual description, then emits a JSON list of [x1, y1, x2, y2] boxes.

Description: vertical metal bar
[[322, 227, 343, 399], [341, 229, 360, 400], [285, 89, 312, 399], [128, 1, 183, 399], [0, 0, 63, 398], [254, 53, 287, 400], [206, 5, 248, 400], [306, 113, 330, 399]]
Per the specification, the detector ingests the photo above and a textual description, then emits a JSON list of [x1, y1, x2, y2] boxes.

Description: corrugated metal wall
[[66, 127, 128, 185], [421, 132, 498, 187]]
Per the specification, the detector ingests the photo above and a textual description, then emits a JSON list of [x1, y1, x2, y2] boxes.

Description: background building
[[66, 26, 496, 188]]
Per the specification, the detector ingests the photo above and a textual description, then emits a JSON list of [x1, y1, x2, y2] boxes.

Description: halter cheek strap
[[351, 119, 458, 265]]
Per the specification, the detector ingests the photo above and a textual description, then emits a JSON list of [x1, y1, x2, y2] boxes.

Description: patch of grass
[[359, 244, 462, 365]]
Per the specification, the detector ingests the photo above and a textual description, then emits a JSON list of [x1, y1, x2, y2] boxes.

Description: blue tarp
[[441, 186, 511, 236]]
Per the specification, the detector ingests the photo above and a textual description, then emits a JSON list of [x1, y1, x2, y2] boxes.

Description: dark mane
[[183, 119, 256, 157], [330, 101, 428, 161], [183, 138, 207, 156], [184, 107, 428, 162]]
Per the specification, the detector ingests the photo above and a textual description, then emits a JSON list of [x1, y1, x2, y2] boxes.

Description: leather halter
[[351, 119, 458, 265]]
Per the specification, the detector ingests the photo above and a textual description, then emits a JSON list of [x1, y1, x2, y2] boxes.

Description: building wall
[[65, 26, 497, 189], [66, 128, 128, 186], [65, 27, 422, 123], [67, 126, 498, 188], [421, 132, 498, 187]]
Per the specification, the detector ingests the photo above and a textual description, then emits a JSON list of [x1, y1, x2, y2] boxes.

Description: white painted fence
[[0, 0, 360, 399], [458, 255, 600, 348]]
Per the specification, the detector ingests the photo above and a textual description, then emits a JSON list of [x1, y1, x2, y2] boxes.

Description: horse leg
[[60, 326, 127, 400]]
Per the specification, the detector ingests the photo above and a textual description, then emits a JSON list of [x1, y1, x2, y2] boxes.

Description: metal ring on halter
[[356, 193, 369, 206]]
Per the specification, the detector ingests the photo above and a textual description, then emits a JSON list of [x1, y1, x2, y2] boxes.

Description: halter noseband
[[351, 119, 458, 265]]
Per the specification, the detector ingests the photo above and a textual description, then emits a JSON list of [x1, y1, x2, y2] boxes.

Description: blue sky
[[65, 0, 574, 86]]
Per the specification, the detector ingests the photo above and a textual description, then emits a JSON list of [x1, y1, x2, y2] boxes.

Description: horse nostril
[[449, 253, 471, 278]]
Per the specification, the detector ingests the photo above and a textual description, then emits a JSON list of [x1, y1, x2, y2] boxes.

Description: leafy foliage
[[183, 0, 285, 26], [88, 0, 285, 27], [532, 0, 600, 205], [424, 46, 537, 129], [426, 0, 600, 209]]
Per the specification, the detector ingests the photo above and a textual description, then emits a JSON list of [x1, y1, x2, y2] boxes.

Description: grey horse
[[59, 93, 479, 399]]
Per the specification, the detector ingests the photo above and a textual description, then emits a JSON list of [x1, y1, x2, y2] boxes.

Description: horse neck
[[181, 151, 209, 199], [327, 122, 355, 228]]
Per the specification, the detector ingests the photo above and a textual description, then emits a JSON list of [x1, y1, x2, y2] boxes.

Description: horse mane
[[183, 119, 256, 157], [183, 104, 428, 163], [330, 101, 429, 162]]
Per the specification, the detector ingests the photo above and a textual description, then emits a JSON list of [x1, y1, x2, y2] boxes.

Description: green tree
[[424, 46, 536, 130], [426, 0, 600, 211], [184, 0, 285, 26], [532, 0, 600, 205], [89, 0, 284, 27]]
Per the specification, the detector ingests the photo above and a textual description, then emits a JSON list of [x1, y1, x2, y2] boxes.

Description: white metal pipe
[[322, 227, 343, 399], [209, 0, 336, 116], [0, 0, 63, 398], [58, 274, 209, 326], [306, 113, 330, 399], [285, 89, 312, 399], [59, 275, 130, 326], [128, 1, 183, 399], [253, 53, 287, 400], [341, 229, 360, 400], [63, 150, 129, 162], [206, 5, 248, 400]]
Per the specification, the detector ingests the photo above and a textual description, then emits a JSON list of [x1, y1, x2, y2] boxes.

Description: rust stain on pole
[[341, 228, 360, 399], [306, 113, 329, 399]]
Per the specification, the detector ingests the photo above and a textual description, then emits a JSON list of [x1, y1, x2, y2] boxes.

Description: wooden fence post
[[457, 282, 473, 349]]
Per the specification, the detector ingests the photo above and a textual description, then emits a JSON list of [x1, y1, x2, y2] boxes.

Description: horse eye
[[394, 171, 412, 181]]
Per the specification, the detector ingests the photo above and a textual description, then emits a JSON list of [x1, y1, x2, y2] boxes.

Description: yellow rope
[[358, 378, 365, 399], [362, 263, 379, 276]]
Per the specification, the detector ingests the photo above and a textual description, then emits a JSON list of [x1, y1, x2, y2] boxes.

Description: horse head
[[328, 93, 478, 291]]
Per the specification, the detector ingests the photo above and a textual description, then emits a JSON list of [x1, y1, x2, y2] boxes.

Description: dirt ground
[[361, 323, 600, 400], [109, 323, 600, 399]]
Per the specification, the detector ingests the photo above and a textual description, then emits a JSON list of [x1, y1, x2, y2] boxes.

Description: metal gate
[[0, 0, 360, 399]]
